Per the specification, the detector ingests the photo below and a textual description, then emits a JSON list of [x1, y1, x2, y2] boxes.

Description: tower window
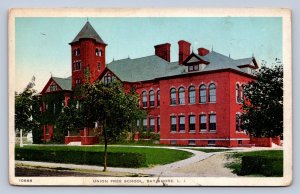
[[74, 48, 80, 56], [75, 79, 81, 86], [97, 63, 101, 71], [96, 48, 100, 56], [74, 62, 81, 71]]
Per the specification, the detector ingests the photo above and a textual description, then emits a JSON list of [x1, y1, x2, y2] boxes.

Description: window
[[178, 87, 185, 104], [49, 84, 57, 92], [157, 90, 160, 106], [188, 86, 195, 104], [236, 84, 240, 102], [95, 48, 100, 56], [209, 114, 216, 131], [199, 85, 206, 103], [157, 117, 160, 132], [170, 140, 177, 145], [241, 84, 245, 102], [143, 119, 147, 131], [149, 90, 155, 107], [149, 118, 155, 132], [188, 65, 199, 72], [208, 140, 216, 145], [209, 83, 216, 102], [170, 116, 177, 132], [200, 115, 207, 131], [97, 63, 101, 71], [189, 115, 196, 132], [75, 79, 81, 86], [179, 116, 185, 132], [136, 120, 140, 128], [238, 140, 242, 145], [74, 62, 81, 71], [170, 88, 176, 105], [236, 113, 241, 131], [74, 48, 80, 56], [188, 140, 196, 145], [104, 73, 112, 84], [142, 91, 147, 108]]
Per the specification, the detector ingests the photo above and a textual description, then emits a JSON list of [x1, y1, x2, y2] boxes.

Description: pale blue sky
[[15, 17, 282, 92]]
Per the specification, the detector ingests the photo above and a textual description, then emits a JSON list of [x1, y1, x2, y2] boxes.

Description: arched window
[[149, 90, 155, 107], [142, 91, 147, 108], [76, 48, 80, 56], [178, 87, 185, 105], [157, 90, 160, 106], [199, 85, 206, 103], [170, 88, 176, 105], [95, 48, 99, 56], [188, 86, 195, 104], [99, 50, 103, 56], [209, 83, 216, 102], [241, 84, 245, 102], [236, 84, 241, 102]]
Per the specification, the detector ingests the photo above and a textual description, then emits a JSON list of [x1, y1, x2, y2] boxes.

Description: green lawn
[[226, 150, 283, 177], [16, 145, 193, 167]]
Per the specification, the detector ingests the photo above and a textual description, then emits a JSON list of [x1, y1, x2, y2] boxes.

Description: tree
[[240, 64, 283, 137], [15, 77, 42, 145], [80, 81, 146, 171], [15, 77, 39, 134]]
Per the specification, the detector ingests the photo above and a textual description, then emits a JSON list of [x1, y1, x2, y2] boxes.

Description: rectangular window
[[50, 84, 57, 92], [209, 114, 216, 131], [208, 140, 216, 145], [97, 63, 101, 71], [188, 140, 196, 145], [188, 65, 199, 72], [149, 118, 155, 132], [179, 116, 185, 132], [238, 140, 242, 145], [170, 140, 177, 145], [137, 120, 140, 128], [200, 115, 207, 131], [157, 91, 160, 106], [189, 115, 195, 132], [157, 117, 160, 132], [170, 116, 176, 132], [143, 119, 147, 131]]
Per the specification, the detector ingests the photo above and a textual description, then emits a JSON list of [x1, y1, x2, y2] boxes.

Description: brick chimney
[[178, 40, 191, 64], [198, 47, 210, 56], [154, 43, 171, 62]]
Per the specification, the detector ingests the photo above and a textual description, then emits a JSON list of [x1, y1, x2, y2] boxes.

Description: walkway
[[15, 145, 282, 177]]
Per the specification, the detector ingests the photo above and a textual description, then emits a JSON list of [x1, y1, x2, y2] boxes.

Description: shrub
[[240, 155, 283, 177], [15, 147, 146, 168]]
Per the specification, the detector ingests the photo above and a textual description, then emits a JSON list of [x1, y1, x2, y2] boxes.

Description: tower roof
[[70, 21, 106, 44]]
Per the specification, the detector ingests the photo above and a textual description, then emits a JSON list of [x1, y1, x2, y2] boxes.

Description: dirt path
[[172, 152, 236, 177]]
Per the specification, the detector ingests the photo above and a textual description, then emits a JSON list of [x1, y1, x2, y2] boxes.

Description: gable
[[41, 79, 62, 94]]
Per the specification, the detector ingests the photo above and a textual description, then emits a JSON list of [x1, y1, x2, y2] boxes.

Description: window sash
[[179, 91, 185, 104], [189, 90, 195, 104]]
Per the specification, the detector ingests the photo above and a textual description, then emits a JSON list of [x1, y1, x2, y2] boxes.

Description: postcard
[[9, 8, 292, 186]]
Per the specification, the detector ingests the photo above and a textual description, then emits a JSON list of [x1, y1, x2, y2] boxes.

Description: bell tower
[[69, 21, 107, 89]]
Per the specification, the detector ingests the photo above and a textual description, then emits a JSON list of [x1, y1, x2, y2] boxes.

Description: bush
[[32, 129, 43, 144], [240, 155, 283, 177], [15, 147, 146, 168]]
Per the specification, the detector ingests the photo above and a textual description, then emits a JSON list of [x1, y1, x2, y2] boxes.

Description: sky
[[15, 17, 282, 92]]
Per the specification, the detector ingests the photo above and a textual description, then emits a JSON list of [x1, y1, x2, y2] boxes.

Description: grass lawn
[[226, 150, 283, 177], [16, 145, 193, 167], [188, 148, 233, 153]]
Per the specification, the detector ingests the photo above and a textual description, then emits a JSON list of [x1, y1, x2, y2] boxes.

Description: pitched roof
[[52, 76, 72, 91], [70, 21, 105, 44], [106, 51, 256, 83], [106, 55, 185, 82]]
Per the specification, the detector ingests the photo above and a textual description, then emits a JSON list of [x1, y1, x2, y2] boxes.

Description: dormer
[[182, 52, 210, 72]]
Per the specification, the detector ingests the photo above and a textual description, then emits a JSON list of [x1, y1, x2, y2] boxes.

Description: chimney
[[198, 48, 209, 56], [154, 43, 171, 62], [178, 40, 191, 64]]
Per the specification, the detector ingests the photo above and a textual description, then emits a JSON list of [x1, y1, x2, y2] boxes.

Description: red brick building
[[41, 21, 260, 147]]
